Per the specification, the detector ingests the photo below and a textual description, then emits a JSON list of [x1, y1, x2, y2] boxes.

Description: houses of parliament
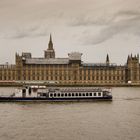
[[0, 35, 140, 86]]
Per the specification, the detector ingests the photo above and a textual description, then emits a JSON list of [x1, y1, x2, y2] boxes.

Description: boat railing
[[0, 94, 11, 97], [60, 87, 105, 91]]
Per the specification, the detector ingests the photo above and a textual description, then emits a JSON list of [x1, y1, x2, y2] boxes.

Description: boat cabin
[[14, 86, 47, 98]]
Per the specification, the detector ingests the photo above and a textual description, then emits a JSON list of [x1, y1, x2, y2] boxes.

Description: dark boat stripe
[[0, 96, 112, 102]]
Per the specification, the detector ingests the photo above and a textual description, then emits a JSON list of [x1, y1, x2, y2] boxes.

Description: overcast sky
[[0, 0, 140, 64]]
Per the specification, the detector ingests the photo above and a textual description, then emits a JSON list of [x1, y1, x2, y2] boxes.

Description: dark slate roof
[[25, 58, 69, 64]]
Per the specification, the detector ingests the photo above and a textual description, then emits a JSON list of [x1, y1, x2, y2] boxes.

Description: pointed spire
[[131, 53, 132, 58], [48, 34, 53, 50], [106, 54, 109, 62], [137, 54, 139, 59], [106, 54, 110, 65], [127, 55, 130, 62], [44, 34, 55, 59], [50, 34, 52, 42]]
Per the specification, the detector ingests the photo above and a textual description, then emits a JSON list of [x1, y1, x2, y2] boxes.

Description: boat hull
[[0, 96, 112, 102]]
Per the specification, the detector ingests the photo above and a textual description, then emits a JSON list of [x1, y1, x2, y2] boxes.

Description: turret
[[137, 54, 139, 62], [127, 55, 130, 64], [106, 54, 110, 66], [48, 34, 53, 50], [127, 54, 140, 83], [44, 34, 55, 59]]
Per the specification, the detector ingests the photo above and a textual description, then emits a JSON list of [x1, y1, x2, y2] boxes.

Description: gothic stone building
[[0, 35, 140, 85]]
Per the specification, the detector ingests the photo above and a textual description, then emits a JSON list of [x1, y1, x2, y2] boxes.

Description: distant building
[[0, 35, 140, 85]]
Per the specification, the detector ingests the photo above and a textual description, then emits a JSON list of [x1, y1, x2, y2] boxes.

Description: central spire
[[106, 54, 110, 65], [44, 34, 55, 59], [50, 34, 52, 42], [48, 34, 53, 50]]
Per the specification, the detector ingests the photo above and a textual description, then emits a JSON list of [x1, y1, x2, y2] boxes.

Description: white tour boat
[[0, 86, 112, 102]]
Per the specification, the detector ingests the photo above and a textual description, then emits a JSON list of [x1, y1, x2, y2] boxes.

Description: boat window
[[90, 93, 92, 96], [54, 93, 56, 97], [58, 93, 60, 97], [65, 93, 67, 97], [72, 93, 74, 96], [98, 93, 101, 96], [50, 94, 53, 97], [29, 87, 32, 95], [83, 93, 85, 96], [94, 93, 96, 96], [22, 89, 26, 94], [79, 93, 81, 96], [43, 93, 46, 96], [76, 93, 78, 96], [61, 93, 64, 97], [86, 93, 88, 96], [68, 93, 71, 96]]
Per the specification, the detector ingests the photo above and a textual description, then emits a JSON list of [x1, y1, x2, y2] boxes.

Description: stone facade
[[0, 36, 140, 85]]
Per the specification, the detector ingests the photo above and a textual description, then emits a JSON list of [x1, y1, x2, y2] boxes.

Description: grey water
[[0, 87, 140, 140]]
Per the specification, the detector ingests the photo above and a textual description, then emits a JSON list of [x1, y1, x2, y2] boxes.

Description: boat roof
[[49, 87, 109, 92]]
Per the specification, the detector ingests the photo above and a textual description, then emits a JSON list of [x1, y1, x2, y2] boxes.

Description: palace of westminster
[[0, 35, 140, 85]]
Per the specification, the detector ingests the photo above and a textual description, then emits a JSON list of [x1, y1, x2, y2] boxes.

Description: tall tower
[[44, 34, 55, 59], [127, 54, 139, 83], [106, 54, 110, 65], [15, 53, 23, 80]]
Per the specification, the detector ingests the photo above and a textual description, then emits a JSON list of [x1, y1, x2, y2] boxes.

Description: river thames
[[0, 87, 140, 140]]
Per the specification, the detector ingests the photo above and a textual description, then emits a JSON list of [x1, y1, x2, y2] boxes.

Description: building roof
[[25, 58, 69, 65], [82, 63, 117, 67]]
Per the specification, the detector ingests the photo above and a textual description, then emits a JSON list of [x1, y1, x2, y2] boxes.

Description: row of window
[[0, 69, 124, 74], [80, 76, 124, 80], [79, 70, 124, 75], [20, 76, 124, 81], [49, 92, 102, 97], [0, 76, 124, 81], [0, 76, 16, 80], [21, 70, 124, 75]]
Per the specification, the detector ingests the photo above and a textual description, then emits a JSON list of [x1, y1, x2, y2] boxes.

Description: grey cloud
[[116, 11, 140, 17], [78, 11, 140, 45], [1, 25, 50, 39], [69, 10, 140, 27], [68, 15, 113, 26]]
